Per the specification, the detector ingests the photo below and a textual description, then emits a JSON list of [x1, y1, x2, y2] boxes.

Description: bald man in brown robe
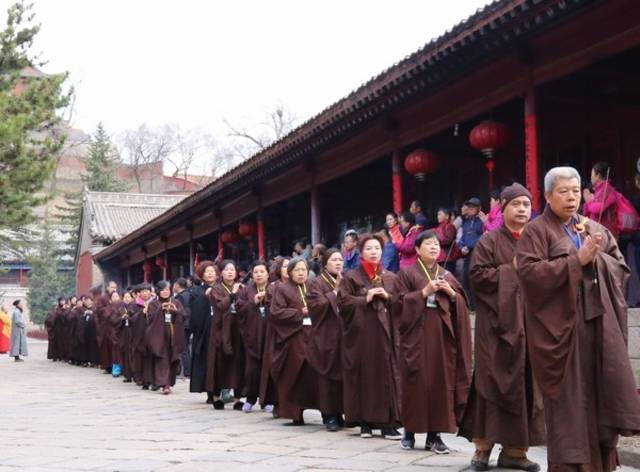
[[460, 183, 545, 471], [516, 167, 640, 471]]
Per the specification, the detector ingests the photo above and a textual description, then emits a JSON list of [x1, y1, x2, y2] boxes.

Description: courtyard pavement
[[1, 340, 638, 472]]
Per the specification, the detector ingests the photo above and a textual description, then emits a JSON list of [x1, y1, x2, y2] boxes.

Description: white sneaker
[[242, 402, 253, 413]]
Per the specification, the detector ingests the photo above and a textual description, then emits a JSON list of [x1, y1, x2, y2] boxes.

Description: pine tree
[[82, 123, 128, 192], [0, 2, 72, 230], [26, 222, 74, 325], [53, 191, 82, 261]]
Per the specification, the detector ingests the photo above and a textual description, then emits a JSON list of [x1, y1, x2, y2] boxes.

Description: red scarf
[[361, 259, 382, 281], [511, 231, 521, 240]]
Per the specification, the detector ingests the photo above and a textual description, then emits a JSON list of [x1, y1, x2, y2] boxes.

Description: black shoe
[[426, 434, 450, 454], [151, 385, 160, 391], [325, 416, 340, 432], [337, 415, 345, 428], [382, 428, 403, 440], [232, 400, 244, 411], [213, 400, 225, 410], [400, 432, 415, 450], [470, 450, 490, 471], [123, 378, 132, 383], [142, 385, 149, 390], [360, 425, 373, 438]]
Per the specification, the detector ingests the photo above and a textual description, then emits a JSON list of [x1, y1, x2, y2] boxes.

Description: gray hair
[[544, 167, 581, 193]]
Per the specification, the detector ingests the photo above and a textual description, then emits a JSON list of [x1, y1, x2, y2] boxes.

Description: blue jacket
[[459, 216, 484, 251], [343, 249, 360, 272], [382, 241, 400, 273]]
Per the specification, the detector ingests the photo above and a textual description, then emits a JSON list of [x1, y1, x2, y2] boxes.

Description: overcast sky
[[19, 1, 492, 172]]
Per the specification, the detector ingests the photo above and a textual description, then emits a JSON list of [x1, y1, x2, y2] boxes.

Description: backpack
[[614, 190, 640, 235]]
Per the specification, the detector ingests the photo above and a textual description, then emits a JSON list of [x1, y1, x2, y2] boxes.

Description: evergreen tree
[[82, 122, 128, 192], [26, 222, 74, 325], [0, 2, 71, 230], [53, 190, 82, 261]]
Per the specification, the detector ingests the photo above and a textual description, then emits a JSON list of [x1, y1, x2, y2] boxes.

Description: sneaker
[[426, 434, 450, 454], [382, 428, 403, 440], [360, 425, 373, 438], [242, 402, 253, 413], [470, 450, 491, 471], [497, 453, 540, 472], [325, 416, 340, 432], [213, 399, 225, 410], [400, 432, 415, 450], [263, 404, 274, 413], [233, 400, 245, 411]]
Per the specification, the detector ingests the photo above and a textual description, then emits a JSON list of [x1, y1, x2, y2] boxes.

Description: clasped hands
[[421, 279, 455, 299]]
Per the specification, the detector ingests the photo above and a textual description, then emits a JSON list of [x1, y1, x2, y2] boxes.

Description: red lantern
[[142, 261, 154, 274], [155, 254, 166, 268], [404, 149, 440, 181], [221, 229, 239, 244], [238, 222, 256, 237], [469, 121, 509, 159]]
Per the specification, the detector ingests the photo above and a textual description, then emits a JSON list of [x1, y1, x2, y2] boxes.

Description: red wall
[[76, 251, 93, 295]]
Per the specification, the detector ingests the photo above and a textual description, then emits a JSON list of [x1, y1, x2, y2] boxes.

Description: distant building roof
[[85, 191, 184, 244]]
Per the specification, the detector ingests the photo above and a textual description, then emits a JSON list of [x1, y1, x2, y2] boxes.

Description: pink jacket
[[583, 181, 618, 236], [484, 205, 504, 232], [394, 225, 419, 269]]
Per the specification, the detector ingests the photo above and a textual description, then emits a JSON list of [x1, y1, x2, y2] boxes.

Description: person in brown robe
[[110, 291, 135, 383], [206, 260, 246, 410], [260, 257, 290, 416], [145, 281, 186, 394], [397, 229, 472, 453], [306, 248, 345, 431], [130, 283, 154, 389], [337, 234, 403, 440], [45, 298, 66, 361], [516, 167, 640, 472], [66, 297, 82, 365], [73, 295, 98, 366], [460, 183, 546, 471], [190, 261, 217, 403], [95, 281, 118, 373], [236, 260, 272, 412], [60, 296, 77, 363], [269, 256, 319, 425]]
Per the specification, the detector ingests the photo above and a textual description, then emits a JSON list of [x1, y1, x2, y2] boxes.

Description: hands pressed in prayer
[[422, 280, 439, 298], [578, 232, 603, 266], [366, 287, 389, 302], [436, 280, 456, 299], [254, 291, 266, 305]]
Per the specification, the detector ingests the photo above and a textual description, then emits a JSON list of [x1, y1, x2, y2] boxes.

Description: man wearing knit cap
[[460, 182, 545, 471]]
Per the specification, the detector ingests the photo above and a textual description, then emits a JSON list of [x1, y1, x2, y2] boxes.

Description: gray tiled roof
[[85, 191, 184, 243]]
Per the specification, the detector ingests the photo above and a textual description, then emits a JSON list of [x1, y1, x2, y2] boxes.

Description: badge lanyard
[[298, 284, 312, 326], [417, 258, 439, 308], [321, 273, 337, 290]]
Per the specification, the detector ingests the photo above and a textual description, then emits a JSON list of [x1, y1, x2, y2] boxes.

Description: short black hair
[[592, 161, 611, 179], [175, 277, 188, 289], [415, 230, 439, 248], [400, 211, 416, 226], [411, 200, 422, 209]]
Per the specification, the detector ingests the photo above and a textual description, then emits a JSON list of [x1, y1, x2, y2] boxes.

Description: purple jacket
[[394, 225, 419, 269]]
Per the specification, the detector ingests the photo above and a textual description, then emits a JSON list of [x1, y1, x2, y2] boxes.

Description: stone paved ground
[[1, 341, 638, 472]]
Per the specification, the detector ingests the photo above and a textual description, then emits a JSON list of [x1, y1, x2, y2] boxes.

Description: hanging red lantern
[[221, 229, 239, 244], [142, 261, 154, 274], [155, 254, 166, 268], [404, 149, 440, 181], [238, 222, 256, 237], [469, 120, 509, 159]]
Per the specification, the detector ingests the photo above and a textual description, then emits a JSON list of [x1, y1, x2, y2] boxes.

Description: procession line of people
[[42, 167, 640, 472]]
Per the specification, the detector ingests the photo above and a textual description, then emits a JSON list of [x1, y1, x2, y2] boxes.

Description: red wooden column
[[162, 253, 168, 280], [310, 174, 321, 245], [257, 203, 265, 260], [142, 261, 153, 283], [216, 213, 224, 261], [525, 86, 541, 211], [391, 151, 404, 215]]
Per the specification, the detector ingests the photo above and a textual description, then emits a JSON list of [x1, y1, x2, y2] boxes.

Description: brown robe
[[95, 295, 112, 370], [62, 308, 77, 361], [72, 307, 98, 364], [259, 282, 280, 408], [145, 298, 186, 387], [130, 301, 153, 386], [205, 283, 245, 394], [45, 308, 59, 360], [306, 272, 343, 415], [270, 279, 319, 421], [110, 302, 134, 380], [459, 225, 546, 446], [516, 206, 640, 471], [397, 262, 472, 433], [337, 266, 401, 428], [236, 283, 270, 402]]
